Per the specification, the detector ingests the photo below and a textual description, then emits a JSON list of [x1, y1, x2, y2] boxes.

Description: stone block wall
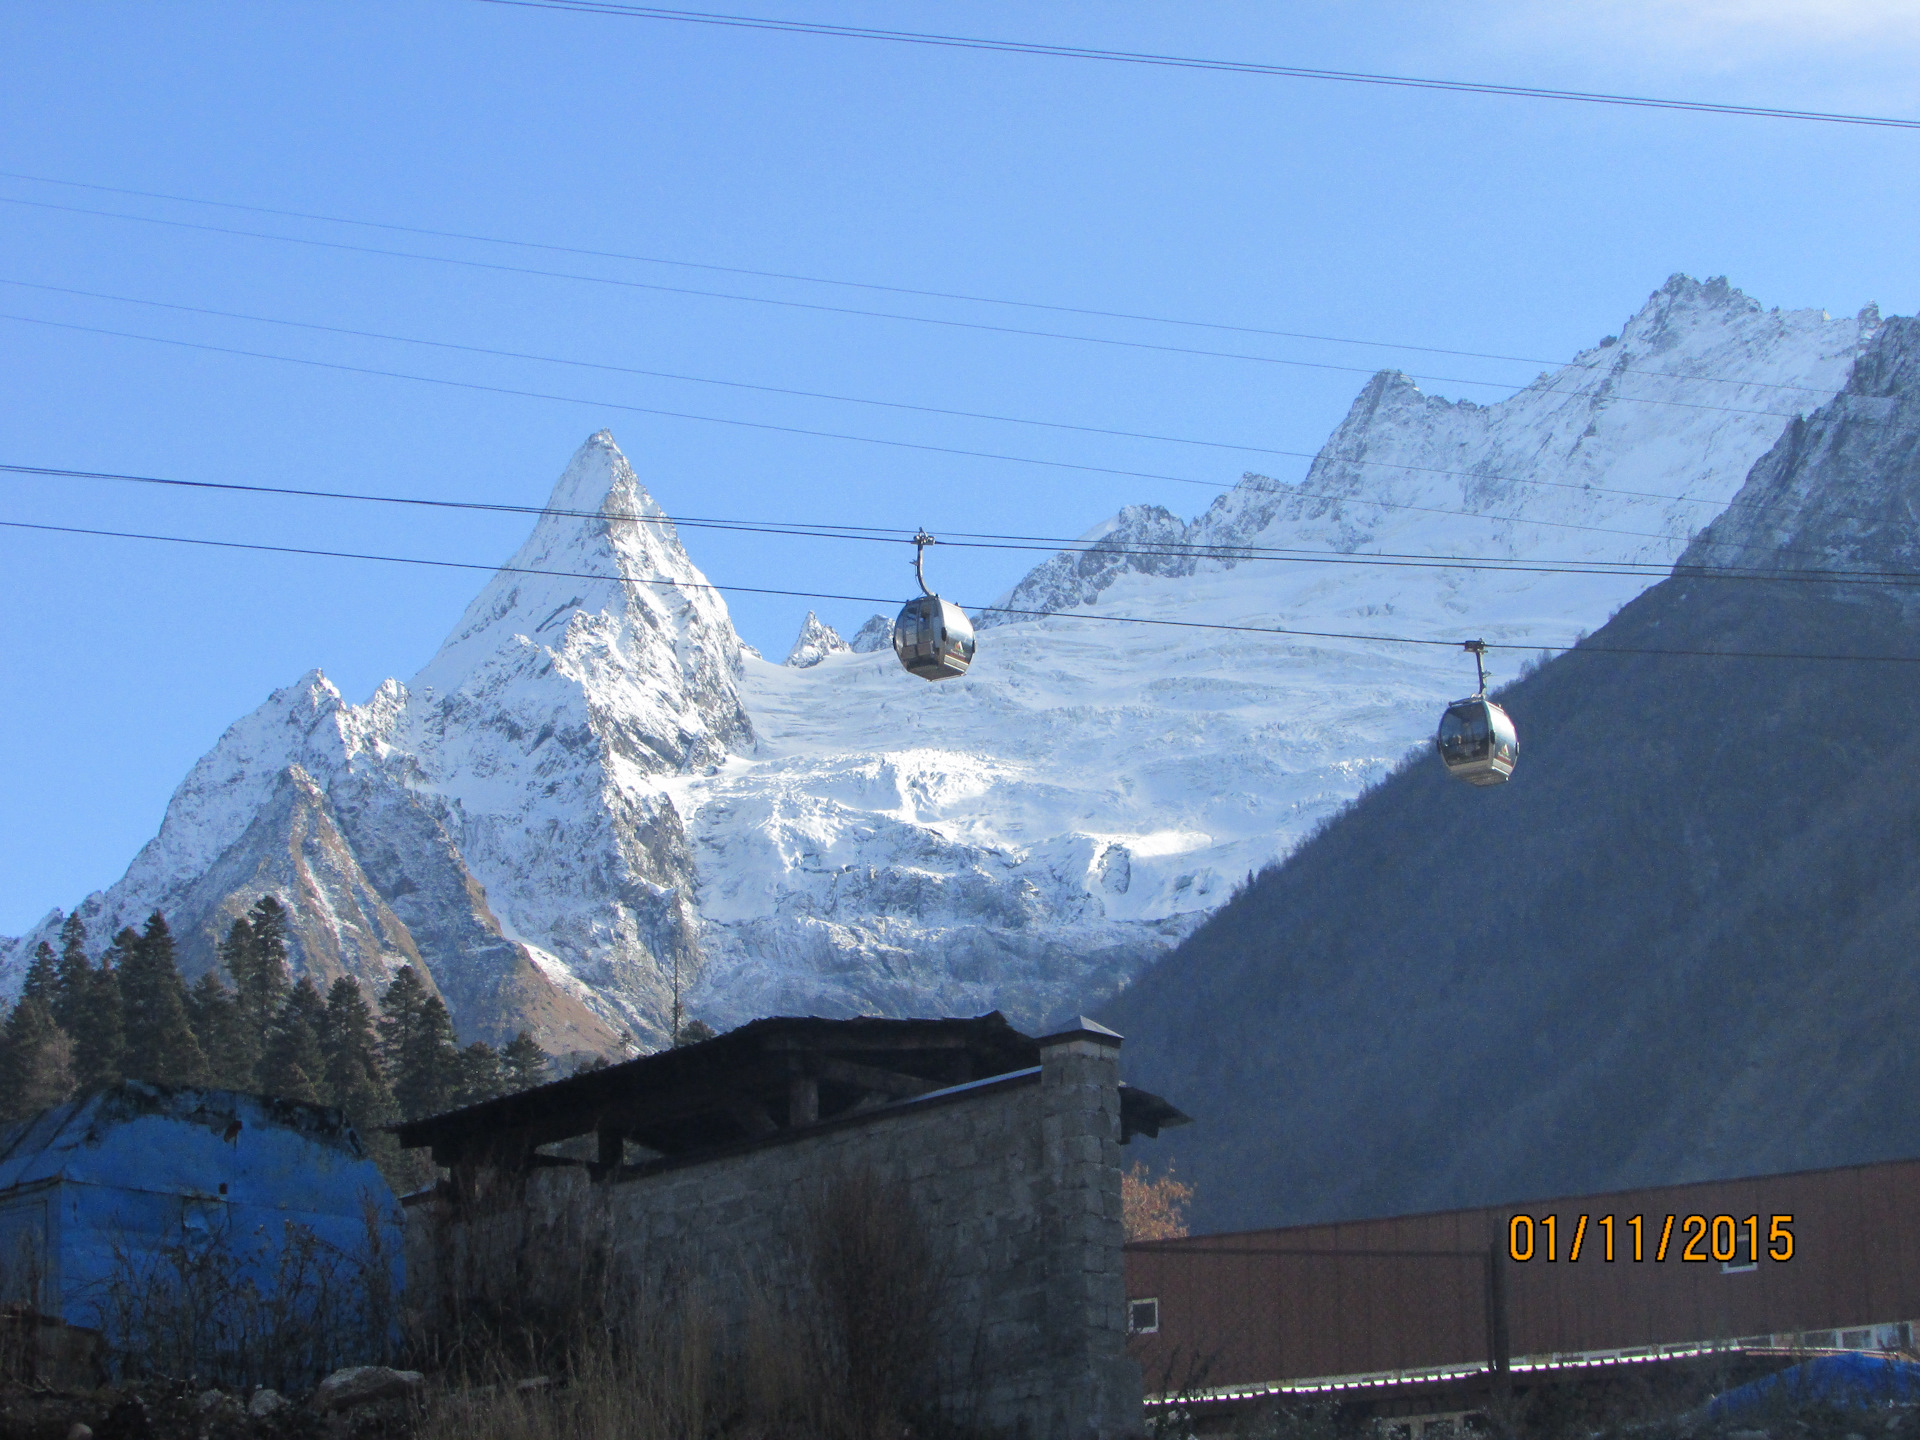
[[405, 1024, 1142, 1438]]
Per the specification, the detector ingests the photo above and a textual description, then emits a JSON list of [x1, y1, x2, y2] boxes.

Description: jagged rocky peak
[[784, 611, 850, 668], [407, 430, 753, 775], [847, 614, 894, 653], [983, 504, 1193, 628], [90, 667, 376, 936], [1682, 315, 1920, 574]]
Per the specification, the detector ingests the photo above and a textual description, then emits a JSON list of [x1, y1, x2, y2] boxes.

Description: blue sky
[[2, 0, 1916, 934]]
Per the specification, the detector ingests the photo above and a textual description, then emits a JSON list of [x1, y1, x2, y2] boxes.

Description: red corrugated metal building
[[1126, 1157, 1920, 1428]]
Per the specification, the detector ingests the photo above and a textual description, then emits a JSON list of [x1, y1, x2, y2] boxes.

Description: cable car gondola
[[893, 530, 976, 681], [1436, 640, 1518, 786]]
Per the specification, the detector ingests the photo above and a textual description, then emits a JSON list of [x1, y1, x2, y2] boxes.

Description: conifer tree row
[[0, 898, 556, 1192]]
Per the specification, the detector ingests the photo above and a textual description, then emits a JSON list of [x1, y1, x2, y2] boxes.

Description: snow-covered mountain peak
[[7, 282, 1893, 1051], [62, 667, 370, 948], [785, 611, 850, 668], [413, 431, 737, 699]]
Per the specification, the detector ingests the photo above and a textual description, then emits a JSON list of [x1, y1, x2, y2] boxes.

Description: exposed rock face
[[16, 435, 747, 1053], [847, 614, 895, 653], [784, 611, 850, 668], [0, 282, 1884, 1049]]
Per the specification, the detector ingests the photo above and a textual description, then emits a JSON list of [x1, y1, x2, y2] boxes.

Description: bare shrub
[[418, 1290, 717, 1440], [0, 1230, 49, 1383], [743, 1164, 946, 1440], [85, 1187, 399, 1390], [415, 1169, 629, 1381]]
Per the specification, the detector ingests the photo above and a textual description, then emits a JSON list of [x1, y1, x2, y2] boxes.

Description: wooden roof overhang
[[394, 1013, 1046, 1170]]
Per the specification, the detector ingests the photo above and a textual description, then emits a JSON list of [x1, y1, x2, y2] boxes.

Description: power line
[[0, 194, 1523, 392], [465, 1, 1920, 131], [0, 310, 1210, 488], [0, 278, 1302, 459], [0, 279, 1857, 529], [7, 459, 1916, 591], [0, 196, 1854, 420], [5, 513, 1917, 666], [0, 309, 1827, 557], [0, 169, 1847, 399]]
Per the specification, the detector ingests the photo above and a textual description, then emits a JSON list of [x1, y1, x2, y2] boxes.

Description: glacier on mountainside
[[673, 276, 1876, 1028], [0, 277, 1881, 1046]]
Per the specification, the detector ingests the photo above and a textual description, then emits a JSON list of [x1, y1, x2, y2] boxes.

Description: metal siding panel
[[1128, 1157, 1920, 1395]]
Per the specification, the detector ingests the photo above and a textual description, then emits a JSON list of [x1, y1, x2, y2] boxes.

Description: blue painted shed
[[0, 1083, 402, 1351]]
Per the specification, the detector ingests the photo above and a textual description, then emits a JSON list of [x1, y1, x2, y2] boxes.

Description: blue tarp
[[1707, 1354, 1920, 1420], [0, 1082, 402, 1329]]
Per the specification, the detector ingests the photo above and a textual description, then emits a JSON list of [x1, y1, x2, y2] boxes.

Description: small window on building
[[1721, 1258, 1758, 1275], [1841, 1329, 1872, 1350], [1128, 1298, 1160, 1335]]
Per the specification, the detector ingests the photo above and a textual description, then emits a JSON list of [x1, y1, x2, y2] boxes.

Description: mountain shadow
[[1102, 316, 1920, 1233]]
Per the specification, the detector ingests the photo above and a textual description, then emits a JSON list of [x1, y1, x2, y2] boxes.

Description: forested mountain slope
[[1101, 316, 1920, 1233]]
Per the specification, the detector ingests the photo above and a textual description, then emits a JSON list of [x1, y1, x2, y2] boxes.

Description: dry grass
[[413, 1163, 963, 1440], [85, 1188, 399, 1390]]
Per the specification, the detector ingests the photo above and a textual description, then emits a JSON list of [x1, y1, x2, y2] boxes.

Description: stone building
[[398, 1013, 1185, 1438]]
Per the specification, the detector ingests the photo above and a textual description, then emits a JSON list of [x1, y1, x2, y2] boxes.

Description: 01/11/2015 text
[[1507, 1214, 1794, 1264]]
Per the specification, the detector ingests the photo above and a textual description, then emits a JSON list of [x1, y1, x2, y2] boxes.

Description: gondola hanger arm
[[1464, 639, 1488, 696], [913, 528, 936, 597]]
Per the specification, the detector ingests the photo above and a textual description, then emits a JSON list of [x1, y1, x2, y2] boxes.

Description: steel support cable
[[7, 514, 1920, 665], [464, 0, 1920, 130], [5, 460, 1915, 589], [4, 453, 1917, 590], [0, 466, 1740, 582], [0, 169, 1848, 398], [4, 276, 1869, 537], [0, 196, 1857, 419], [0, 312, 1841, 558]]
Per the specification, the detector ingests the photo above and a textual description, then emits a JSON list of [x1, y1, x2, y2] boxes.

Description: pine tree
[[187, 974, 252, 1089], [320, 977, 412, 1188], [320, 979, 396, 1120], [380, 969, 461, 1121], [262, 978, 331, 1105], [118, 913, 210, 1086], [249, 896, 291, 984], [21, 943, 59, 1009], [0, 996, 73, 1121], [454, 1041, 503, 1108], [499, 1031, 550, 1094], [71, 935, 126, 1094], [53, 913, 89, 1036], [375, 966, 429, 1075], [224, 899, 291, 1087]]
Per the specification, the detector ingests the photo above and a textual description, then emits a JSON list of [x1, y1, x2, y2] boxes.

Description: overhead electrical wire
[[20, 274, 1904, 551], [0, 278, 1854, 530], [0, 195, 1856, 419], [1, 309, 1863, 559], [462, 1, 1920, 131], [2, 195, 1529, 393], [0, 277, 1310, 459], [0, 169, 1847, 399], [5, 513, 1918, 667], [6, 458, 1917, 591]]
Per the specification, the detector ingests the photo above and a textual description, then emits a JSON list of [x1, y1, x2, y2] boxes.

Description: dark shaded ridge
[[1100, 316, 1920, 1234], [1103, 574, 1920, 1231]]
